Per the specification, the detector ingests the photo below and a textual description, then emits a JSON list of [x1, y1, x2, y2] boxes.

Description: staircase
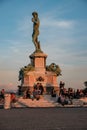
[[11, 95, 87, 108], [72, 99, 83, 106], [13, 95, 60, 108]]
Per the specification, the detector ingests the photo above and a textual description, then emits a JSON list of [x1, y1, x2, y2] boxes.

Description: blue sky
[[0, 0, 87, 90]]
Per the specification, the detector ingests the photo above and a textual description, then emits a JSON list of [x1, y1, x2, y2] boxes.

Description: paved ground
[[0, 107, 87, 130]]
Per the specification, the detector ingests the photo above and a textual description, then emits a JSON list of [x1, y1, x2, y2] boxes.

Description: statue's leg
[[38, 41, 41, 50], [36, 38, 40, 49], [32, 34, 38, 50], [33, 34, 39, 50]]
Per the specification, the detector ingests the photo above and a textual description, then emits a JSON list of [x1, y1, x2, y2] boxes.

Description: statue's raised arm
[[32, 12, 41, 52]]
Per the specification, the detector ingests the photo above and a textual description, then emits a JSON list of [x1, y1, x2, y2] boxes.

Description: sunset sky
[[0, 0, 87, 91]]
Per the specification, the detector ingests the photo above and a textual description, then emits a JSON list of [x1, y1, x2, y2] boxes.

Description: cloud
[[40, 17, 75, 29], [42, 40, 87, 67], [0, 70, 18, 90], [17, 16, 32, 37], [0, 38, 32, 72], [16, 14, 75, 45], [73, 50, 87, 58], [58, 64, 87, 89]]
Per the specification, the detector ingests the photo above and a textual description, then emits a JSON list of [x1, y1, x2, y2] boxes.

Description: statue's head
[[32, 11, 38, 18]]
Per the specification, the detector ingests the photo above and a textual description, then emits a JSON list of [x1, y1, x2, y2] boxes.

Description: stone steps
[[13, 95, 59, 108], [11, 96, 87, 108], [72, 99, 84, 106], [18, 98, 55, 107]]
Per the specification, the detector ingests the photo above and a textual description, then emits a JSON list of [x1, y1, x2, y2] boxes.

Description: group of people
[[0, 88, 17, 105], [59, 81, 86, 99], [56, 81, 87, 106], [23, 83, 44, 100], [0, 89, 5, 102]]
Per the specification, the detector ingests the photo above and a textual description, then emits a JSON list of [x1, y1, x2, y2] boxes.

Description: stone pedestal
[[30, 52, 47, 72], [19, 51, 59, 94]]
